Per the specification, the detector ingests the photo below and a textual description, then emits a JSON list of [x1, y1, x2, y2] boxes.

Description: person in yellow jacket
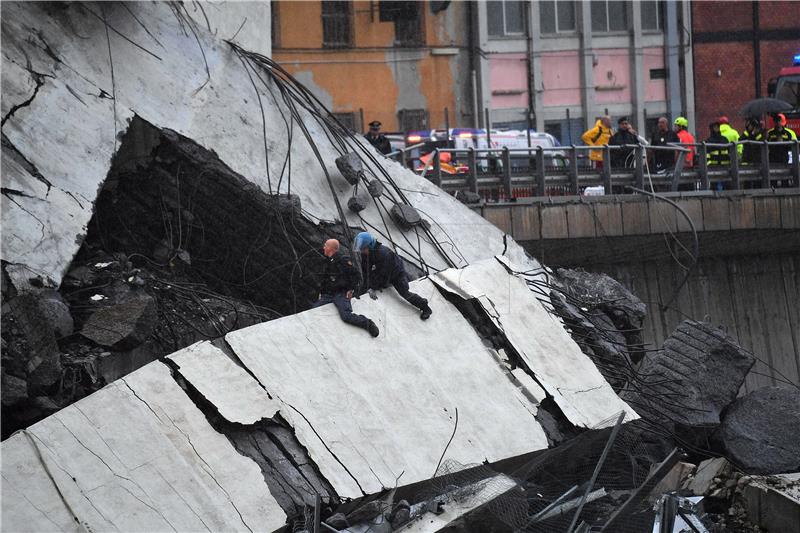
[[581, 116, 612, 169], [718, 116, 743, 158]]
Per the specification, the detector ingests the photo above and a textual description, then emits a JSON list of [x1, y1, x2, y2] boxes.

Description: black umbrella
[[738, 97, 792, 118]]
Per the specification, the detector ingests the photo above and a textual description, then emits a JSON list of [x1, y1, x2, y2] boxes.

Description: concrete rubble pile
[[1, 3, 636, 531], [2, 3, 799, 532]]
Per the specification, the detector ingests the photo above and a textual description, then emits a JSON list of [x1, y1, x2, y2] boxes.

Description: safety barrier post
[[670, 150, 686, 192], [792, 140, 800, 185], [602, 145, 612, 194], [536, 146, 546, 196], [433, 149, 442, 187], [729, 143, 740, 190], [760, 140, 770, 188], [468, 147, 478, 194], [399, 148, 407, 169], [502, 147, 512, 198], [634, 144, 644, 190], [698, 143, 709, 190], [569, 145, 579, 194]]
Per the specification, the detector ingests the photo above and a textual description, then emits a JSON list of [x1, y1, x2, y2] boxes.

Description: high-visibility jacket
[[720, 124, 743, 157], [741, 129, 764, 165], [766, 127, 797, 164], [676, 129, 695, 167], [706, 133, 730, 166], [581, 120, 612, 162]]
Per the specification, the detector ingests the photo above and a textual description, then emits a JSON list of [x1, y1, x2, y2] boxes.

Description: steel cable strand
[[231, 43, 462, 269]]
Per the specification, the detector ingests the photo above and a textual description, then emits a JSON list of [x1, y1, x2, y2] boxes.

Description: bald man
[[312, 239, 379, 337]]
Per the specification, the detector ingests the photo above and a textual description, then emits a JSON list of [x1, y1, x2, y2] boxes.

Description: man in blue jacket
[[354, 232, 433, 320]]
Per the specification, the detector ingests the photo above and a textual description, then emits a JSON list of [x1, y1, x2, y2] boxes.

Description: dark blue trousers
[[312, 292, 370, 329], [390, 274, 428, 311]]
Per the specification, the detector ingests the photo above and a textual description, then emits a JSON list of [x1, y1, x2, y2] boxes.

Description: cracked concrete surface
[[2, 3, 638, 530], [432, 258, 638, 428], [168, 341, 280, 425], [1, 1, 533, 290], [225, 276, 549, 498], [1, 363, 285, 532]]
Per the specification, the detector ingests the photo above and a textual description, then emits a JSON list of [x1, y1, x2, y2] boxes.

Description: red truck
[[767, 54, 800, 130]]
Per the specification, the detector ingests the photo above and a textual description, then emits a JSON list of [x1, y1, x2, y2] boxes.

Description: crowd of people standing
[[580, 113, 797, 173]]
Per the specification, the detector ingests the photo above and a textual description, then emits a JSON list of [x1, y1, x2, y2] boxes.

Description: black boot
[[420, 303, 432, 320], [367, 320, 380, 337]]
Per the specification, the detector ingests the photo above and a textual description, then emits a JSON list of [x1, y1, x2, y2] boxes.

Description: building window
[[487, 1, 525, 37], [591, 0, 628, 33], [398, 109, 428, 132], [332, 112, 359, 132], [540, 1, 576, 34], [641, 1, 663, 31], [322, 1, 351, 49], [380, 2, 424, 46], [649, 68, 667, 80]]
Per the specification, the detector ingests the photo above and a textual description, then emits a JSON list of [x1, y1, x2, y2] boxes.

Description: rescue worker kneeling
[[313, 239, 380, 337], [354, 232, 433, 320]]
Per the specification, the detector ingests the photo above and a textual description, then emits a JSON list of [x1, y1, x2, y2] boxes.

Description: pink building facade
[[476, 1, 694, 144]]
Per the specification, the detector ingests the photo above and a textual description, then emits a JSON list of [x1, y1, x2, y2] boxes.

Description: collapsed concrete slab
[[224, 276, 551, 498], [2, 260, 639, 530], [0, 362, 286, 532], [431, 258, 637, 429], [1, 3, 642, 530]]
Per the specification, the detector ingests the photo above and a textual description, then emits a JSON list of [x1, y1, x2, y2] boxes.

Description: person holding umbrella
[[741, 118, 765, 166]]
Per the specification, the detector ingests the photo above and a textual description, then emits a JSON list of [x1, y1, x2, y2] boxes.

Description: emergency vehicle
[[768, 54, 800, 130]]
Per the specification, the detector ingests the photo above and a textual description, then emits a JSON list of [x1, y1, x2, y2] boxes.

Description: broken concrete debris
[[2, 2, 799, 532], [549, 268, 648, 392], [743, 473, 800, 533], [621, 320, 755, 439], [80, 291, 157, 350], [684, 457, 733, 497], [1, 370, 28, 406], [720, 386, 800, 475]]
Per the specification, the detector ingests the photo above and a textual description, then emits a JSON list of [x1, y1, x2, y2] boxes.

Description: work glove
[[368, 289, 378, 300]]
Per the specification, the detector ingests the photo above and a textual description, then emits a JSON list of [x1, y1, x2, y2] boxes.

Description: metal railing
[[388, 140, 800, 199]]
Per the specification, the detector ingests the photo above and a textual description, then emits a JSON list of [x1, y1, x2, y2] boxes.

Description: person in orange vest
[[673, 116, 695, 167], [581, 116, 612, 169]]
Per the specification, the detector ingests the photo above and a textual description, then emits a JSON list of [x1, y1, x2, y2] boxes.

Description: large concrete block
[[621, 320, 755, 436], [720, 386, 800, 475]]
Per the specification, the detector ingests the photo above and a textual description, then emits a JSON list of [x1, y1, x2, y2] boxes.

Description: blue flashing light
[[794, 54, 800, 66]]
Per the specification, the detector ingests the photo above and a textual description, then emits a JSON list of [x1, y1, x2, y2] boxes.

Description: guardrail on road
[[388, 140, 800, 199]]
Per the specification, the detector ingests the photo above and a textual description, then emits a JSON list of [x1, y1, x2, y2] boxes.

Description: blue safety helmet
[[354, 231, 376, 252]]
